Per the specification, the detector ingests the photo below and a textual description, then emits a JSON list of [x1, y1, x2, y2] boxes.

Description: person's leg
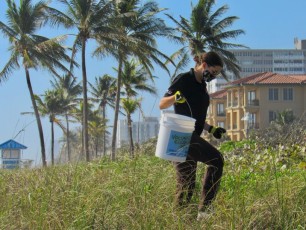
[[173, 158, 197, 207], [188, 133, 224, 212]]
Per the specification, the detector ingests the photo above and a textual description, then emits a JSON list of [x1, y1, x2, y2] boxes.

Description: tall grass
[[0, 146, 305, 229]]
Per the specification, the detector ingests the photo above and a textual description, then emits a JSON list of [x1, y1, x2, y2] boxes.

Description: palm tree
[[69, 100, 96, 160], [35, 90, 66, 165], [94, 0, 174, 160], [120, 97, 140, 157], [0, 0, 73, 167], [58, 129, 81, 163], [166, 0, 246, 79], [89, 74, 116, 156], [273, 109, 296, 126], [119, 59, 157, 148], [54, 0, 115, 162], [50, 74, 82, 161], [121, 59, 157, 98], [88, 110, 106, 158]]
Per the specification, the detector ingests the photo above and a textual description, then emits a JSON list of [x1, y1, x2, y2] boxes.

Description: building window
[[269, 88, 279, 101], [247, 90, 257, 105], [217, 103, 225, 116], [248, 113, 257, 128], [248, 90, 255, 100], [269, 111, 277, 123], [2, 149, 20, 159], [283, 88, 293, 101]]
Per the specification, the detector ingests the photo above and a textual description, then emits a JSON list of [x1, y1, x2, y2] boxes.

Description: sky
[[1, 0, 306, 167]]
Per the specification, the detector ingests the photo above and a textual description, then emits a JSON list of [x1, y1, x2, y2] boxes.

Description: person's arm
[[159, 95, 175, 109], [160, 74, 184, 110]]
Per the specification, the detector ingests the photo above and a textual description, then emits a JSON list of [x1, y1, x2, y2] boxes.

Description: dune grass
[[0, 148, 305, 229]]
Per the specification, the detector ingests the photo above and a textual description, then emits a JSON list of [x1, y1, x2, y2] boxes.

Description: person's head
[[194, 51, 223, 82]]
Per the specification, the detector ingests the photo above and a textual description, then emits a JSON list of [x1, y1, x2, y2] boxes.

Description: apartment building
[[207, 89, 227, 129], [207, 38, 306, 93], [117, 116, 159, 148], [206, 72, 306, 141]]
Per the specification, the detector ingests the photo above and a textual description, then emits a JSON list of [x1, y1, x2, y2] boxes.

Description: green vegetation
[[0, 1, 305, 229], [1, 140, 305, 229], [0, 0, 247, 166]]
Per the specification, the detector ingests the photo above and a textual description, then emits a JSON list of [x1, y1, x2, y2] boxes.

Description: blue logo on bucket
[[166, 130, 192, 157]]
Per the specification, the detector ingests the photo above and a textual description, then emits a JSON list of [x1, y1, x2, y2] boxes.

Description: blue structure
[[0, 139, 27, 169]]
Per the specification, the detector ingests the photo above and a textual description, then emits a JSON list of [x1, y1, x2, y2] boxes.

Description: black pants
[[173, 132, 224, 211]]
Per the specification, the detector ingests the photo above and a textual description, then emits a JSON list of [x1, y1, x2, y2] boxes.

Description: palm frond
[[166, 0, 245, 79], [0, 51, 19, 83], [0, 21, 18, 38]]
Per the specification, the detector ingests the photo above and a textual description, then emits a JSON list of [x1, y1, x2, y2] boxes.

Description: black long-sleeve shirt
[[164, 68, 210, 135]]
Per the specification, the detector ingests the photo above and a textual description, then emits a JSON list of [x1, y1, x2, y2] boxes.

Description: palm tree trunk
[[102, 104, 106, 156], [51, 119, 54, 165], [127, 114, 134, 157], [65, 113, 71, 162], [137, 109, 141, 144], [111, 56, 123, 161], [25, 68, 47, 167], [81, 37, 90, 162]]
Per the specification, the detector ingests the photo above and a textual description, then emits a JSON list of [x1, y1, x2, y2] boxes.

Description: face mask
[[202, 70, 216, 82]]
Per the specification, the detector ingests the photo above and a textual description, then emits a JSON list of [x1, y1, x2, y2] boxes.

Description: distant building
[[207, 38, 306, 93], [117, 116, 159, 148], [206, 72, 306, 141], [0, 139, 32, 169]]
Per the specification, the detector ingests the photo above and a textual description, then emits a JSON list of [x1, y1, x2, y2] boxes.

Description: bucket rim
[[162, 111, 196, 122]]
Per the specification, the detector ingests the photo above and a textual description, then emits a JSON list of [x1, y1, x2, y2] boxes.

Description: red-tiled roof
[[226, 72, 306, 86], [210, 72, 306, 100], [288, 75, 306, 82], [210, 89, 227, 99]]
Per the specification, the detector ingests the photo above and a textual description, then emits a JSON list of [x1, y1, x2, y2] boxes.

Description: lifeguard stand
[[0, 139, 27, 169]]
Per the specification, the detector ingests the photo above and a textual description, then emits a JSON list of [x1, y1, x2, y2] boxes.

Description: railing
[[232, 100, 238, 107], [228, 99, 260, 108], [217, 112, 226, 116], [247, 99, 259, 106], [227, 100, 239, 107], [1, 159, 33, 169]]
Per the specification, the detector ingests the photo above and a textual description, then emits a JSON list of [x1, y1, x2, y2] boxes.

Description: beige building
[[206, 72, 306, 141], [207, 38, 306, 94]]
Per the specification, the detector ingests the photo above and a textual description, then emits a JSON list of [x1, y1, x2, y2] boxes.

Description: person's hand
[[174, 91, 186, 103], [209, 126, 226, 139]]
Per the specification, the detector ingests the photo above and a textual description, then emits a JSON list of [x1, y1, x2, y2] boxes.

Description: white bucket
[[155, 111, 196, 162]]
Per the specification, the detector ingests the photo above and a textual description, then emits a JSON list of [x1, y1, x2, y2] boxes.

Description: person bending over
[[159, 51, 226, 220]]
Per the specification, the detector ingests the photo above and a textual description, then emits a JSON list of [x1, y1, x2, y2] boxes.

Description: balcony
[[227, 100, 239, 108], [217, 112, 226, 117], [247, 99, 259, 106]]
